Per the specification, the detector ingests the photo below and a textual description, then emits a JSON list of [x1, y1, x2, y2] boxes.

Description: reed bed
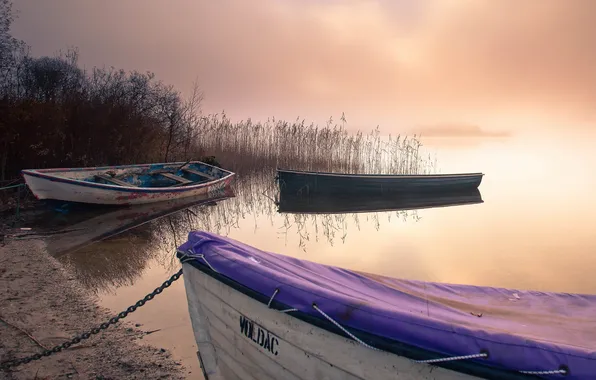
[[194, 113, 435, 177]]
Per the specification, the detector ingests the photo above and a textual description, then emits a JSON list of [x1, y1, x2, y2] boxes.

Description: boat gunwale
[[24, 160, 232, 174], [180, 254, 536, 380], [277, 168, 484, 179], [21, 161, 235, 194]]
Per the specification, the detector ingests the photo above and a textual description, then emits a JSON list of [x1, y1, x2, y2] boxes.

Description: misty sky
[[10, 0, 596, 135]]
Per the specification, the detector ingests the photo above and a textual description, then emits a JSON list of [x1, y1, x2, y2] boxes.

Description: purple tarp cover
[[179, 231, 596, 379]]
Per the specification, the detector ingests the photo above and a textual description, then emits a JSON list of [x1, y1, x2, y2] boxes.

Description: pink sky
[[11, 0, 596, 135]]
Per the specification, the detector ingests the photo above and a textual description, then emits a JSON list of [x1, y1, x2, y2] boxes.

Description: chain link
[[0, 268, 183, 371]]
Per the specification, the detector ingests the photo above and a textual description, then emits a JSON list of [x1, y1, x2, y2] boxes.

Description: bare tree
[[180, 79, 204, 158]]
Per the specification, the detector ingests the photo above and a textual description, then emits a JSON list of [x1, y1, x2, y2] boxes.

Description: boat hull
[[277, 169, 483, 196], [21, 161, 235, 205], [182, 262, 479, 380]]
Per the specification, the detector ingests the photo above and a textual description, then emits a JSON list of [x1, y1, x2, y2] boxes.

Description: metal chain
[[0, 268, 183, 371]]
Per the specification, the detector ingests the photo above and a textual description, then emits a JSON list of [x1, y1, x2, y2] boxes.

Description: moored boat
[[21, 160, 235, 205], [277, 188, 483, 214], [177, 231, 594, 380], [277, 168, 484, 196]]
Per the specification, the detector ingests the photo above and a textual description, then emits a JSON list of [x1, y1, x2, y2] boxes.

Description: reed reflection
[[276, 188, 483, 250]]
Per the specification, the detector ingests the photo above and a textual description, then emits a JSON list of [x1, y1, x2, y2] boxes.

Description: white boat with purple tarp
[[177, 231, 595, 380], [21, 160, 235, 206]]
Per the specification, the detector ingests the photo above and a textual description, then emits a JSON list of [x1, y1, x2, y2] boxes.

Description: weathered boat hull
[[21, 161, 235, 205], [277, 188, 483, 214], [277, 169, 483, 196], [182, 262, 479, 380]]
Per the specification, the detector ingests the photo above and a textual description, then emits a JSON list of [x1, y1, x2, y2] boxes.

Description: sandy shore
[[0, 236, 187, 379]]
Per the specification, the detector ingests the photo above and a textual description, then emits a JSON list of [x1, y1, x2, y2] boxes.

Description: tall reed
[[192, 113, 435, 177]]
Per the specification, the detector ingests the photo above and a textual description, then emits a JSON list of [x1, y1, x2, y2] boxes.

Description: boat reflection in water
[[42, 187, 235, 293], [44, 186, 236, 257], [39, 171, 483, 295], [277, 187, 483, 215]]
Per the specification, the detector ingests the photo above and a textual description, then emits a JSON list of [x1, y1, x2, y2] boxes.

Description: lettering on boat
[[239, 315, 279, 356]]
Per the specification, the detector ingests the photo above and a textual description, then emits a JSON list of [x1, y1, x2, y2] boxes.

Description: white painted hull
[[182, 263, 479, 380], [22, 173, 232, 205]]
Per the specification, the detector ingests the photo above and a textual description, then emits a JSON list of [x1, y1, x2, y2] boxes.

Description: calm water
[[41, 131, 596, 378]]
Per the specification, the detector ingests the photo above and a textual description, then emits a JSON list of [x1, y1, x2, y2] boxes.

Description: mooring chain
[[0, 268, 183, 371]]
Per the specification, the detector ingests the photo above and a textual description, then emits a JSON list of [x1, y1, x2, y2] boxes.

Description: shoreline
[[0, 237, 187, 379]]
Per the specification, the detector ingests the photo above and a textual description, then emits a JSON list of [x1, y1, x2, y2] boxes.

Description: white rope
[[267, 288, 279, 308], [268, 289, 298, 313], [177, 253, 194, 264], [197, 254, 218, 273], [519, 368, 568, 376], [176, 249, 219, 273], [312, 303, 490, 368], [176, 250, 194, 264], [312, 304, 379, 351], [414, 352, 487, 364]]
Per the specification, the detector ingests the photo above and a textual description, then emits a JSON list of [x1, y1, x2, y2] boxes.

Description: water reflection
[[277, 188, 483, 214], [41, 168, 469, 295], [43, 187, 235, 293], [276, 188, 483, 250], [38, 133, 596, 298]]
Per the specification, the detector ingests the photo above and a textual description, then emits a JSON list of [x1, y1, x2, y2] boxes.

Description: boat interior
[[90, 162, 227, 188], [32, 161, 230, 188]]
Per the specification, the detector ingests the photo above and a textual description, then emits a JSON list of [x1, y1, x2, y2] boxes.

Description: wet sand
[[0, 236, 187, 379]]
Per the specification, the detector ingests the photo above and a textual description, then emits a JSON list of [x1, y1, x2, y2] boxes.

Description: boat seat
[[95, 174, 136, 187], [158, 172, 194, 185], [181, 168, 216, 180]]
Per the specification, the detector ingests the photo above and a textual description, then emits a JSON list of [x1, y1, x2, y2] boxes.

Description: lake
[[41, 131, 596, 378]]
